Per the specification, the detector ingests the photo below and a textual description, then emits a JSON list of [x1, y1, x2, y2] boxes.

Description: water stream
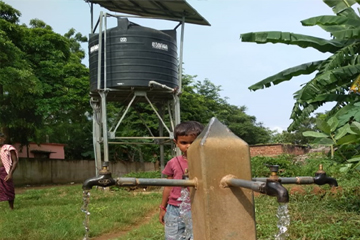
[[178, 187, 193, 240], [81, 190, 91, 240], [274, 203, 290, 240]]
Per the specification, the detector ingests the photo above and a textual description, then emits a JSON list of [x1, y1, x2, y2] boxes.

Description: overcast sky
[[6, 0, 336, 132]]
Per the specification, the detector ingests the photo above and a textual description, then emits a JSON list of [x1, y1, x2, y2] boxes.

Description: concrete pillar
[[187, 117, 256, 240]]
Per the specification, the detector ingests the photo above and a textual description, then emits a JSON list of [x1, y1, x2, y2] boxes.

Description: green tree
[[270, 114, 320, 144], [180, 75, 271, 144], [0, 1, 42, 143], [1, 2, 91, 158], [240, 0, 360, 131]]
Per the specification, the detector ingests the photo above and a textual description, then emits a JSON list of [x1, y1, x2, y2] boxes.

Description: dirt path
[[90, 206, 159, 240]]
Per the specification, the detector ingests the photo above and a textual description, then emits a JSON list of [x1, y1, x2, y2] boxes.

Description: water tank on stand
[[89, 18, 178, 92]]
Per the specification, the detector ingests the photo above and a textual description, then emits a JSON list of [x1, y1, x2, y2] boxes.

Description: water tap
[[82, 162, 116, 190], [261, 164, 289, 203], [313, 164, 338, 187], [266, 164, 280, 180]]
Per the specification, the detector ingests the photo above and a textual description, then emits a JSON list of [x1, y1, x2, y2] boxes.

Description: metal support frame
[[89, 6, 186, 172]]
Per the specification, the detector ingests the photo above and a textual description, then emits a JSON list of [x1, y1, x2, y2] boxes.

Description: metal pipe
[[221, 177, 266, 192], [115, 177, 198, 188], [252, 177, 315, 185], [221, 175, 289, 203]]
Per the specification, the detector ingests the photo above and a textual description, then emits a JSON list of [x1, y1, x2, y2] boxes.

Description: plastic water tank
[[89, 18, 178, 92]]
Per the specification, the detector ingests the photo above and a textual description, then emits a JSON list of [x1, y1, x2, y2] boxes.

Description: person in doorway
[[0, 133, 19, 210], [159, 121, 204, 240]]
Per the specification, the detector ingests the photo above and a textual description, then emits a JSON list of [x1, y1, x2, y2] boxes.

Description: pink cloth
[[162, 155, 188, 206], [0, 144, 18, 174], [0, 166, 15, 201]]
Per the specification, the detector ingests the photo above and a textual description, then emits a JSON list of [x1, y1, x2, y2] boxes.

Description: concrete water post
[[187, 118, 256, 240]]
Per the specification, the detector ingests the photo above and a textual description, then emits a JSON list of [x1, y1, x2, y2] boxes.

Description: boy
[[159, 121, 204, 240]]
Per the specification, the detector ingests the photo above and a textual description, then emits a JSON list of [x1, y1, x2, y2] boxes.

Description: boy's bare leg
[[9, 200, 14, 210]]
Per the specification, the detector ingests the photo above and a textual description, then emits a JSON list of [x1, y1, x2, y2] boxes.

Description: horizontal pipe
[[113, 137, 172, 139], [220, 175, 265, 192], [227, 179, 265, 192], [115, 177, 198, 188], [252, 177, 315, 185]]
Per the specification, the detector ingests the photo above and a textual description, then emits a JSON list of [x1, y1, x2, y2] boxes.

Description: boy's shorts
[[164, 204, 193, 240]]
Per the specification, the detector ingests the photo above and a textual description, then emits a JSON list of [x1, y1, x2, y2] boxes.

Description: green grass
[[0, 185, 161, 240], [1, 155, 360, 239]]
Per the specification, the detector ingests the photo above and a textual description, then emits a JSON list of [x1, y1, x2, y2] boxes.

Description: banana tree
[[241, 0, 360, 131]]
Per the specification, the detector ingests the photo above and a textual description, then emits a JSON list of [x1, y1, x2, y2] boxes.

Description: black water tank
[[89, 18, 178, 92]]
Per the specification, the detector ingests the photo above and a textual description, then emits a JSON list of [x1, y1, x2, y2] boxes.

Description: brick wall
[[249, 144, 309, 157]]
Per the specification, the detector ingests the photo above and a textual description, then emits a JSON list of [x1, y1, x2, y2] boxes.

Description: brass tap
[[316, 164, 325, 174], [313, 164, 338, 187], [82, 162, 116, 190], [266, 164, 280, 181]]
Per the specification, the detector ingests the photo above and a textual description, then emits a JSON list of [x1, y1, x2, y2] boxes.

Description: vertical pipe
[[104, 13, 107, 89], [178, 16, 185, 94], [92, 100, 102, 176], [174, 17, 185, 156], [158, 105, 165, 176], [100, 91, 109, 162], [90, 3, 93, 33], [97, 12, 103, 90]]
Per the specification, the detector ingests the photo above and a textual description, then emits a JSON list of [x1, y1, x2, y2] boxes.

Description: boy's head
[[174, 121, 204, 156]]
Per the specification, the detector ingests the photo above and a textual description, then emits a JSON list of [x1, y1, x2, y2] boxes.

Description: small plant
[[303, 116, 360, 171]]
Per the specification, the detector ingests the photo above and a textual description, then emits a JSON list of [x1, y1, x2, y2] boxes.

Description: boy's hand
[[159, 208, 166, 225]]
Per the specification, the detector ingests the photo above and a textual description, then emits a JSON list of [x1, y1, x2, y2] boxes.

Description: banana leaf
[[240, 31, 344, 53], [323, 0, 357, 14], [248, 61, 322, 91], [301, 15, 348, 26]]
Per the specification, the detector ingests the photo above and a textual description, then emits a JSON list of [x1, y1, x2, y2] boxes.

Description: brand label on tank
[[152, 42, 168, 51], [90, 44, 99, 53], [120, 37, 127, 42]]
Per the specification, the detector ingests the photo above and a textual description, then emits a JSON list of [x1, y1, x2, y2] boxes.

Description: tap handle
[[265, 164, 279, 173]]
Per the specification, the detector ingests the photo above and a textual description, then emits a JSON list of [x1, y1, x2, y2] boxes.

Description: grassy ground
[[0, 156, 359, 239]]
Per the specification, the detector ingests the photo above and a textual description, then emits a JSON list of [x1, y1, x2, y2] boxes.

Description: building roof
[[85, 0, 210, 26]]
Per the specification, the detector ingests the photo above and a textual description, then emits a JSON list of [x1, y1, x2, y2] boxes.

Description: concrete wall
[[249, 144, 309, 157], [13, 158, 157, 187], [13, 143, 65, 159]]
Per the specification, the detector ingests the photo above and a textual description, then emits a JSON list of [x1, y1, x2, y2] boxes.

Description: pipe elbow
[[262, 181, 289, 203], [314, 173, 338, 187], [276, 186, 289, 203]]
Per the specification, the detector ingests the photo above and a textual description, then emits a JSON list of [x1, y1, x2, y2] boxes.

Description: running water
[[81, 190, 91, 240], [178, 187, 193, 240], [274, 203, 290, 240]]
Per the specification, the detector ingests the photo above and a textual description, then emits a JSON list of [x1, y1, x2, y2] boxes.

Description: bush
[[251, 154, 298, 177], [123, 171, 161, 178]]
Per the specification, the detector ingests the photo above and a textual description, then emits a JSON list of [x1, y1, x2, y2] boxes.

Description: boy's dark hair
[[174, 121, 204, 140]]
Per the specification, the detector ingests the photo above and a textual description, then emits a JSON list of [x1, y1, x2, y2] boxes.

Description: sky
[[6, 0, 336, 132]]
